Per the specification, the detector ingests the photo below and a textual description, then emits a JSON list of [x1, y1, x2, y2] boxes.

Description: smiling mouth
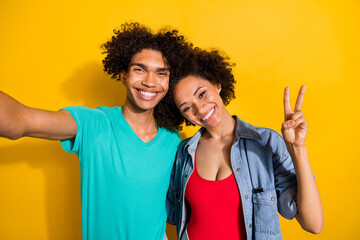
[[136, 89, 160, 100], [201, 107, 215, 122]]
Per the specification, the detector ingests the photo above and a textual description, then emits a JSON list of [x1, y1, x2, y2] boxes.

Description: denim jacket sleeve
[[166, 140, 188, 226], [271, 132, 298, 219], [166, 151, 179, 225]]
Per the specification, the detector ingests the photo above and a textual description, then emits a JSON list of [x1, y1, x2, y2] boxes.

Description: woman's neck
[[203, 109, 236, 141]]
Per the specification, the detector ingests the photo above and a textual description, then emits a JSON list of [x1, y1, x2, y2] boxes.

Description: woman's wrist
[[286, 143, 308, 161]]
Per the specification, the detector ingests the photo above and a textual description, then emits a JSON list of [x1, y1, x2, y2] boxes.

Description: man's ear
[[120, 71, 127, 84], [216, 83, 222, 93]]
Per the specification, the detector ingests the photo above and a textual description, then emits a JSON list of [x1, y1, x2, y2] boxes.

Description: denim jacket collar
[[185, 116, 262, 155], [233, 116, 263, 142]]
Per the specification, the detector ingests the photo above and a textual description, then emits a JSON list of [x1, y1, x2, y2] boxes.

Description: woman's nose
[[193, 101, 205, 116]]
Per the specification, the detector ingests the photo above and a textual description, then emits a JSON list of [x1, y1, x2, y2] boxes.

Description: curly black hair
[[101, 22, 193, 130], [161, 47, 237, 131]]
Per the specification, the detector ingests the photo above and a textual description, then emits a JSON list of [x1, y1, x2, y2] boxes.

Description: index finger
[[283, 86, 291, 120], [294, 85, 306, 111]]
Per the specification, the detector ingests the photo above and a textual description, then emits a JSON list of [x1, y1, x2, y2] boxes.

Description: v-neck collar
[[118, 107, 163, 146]]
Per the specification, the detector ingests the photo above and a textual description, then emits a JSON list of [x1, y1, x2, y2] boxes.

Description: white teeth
[[201, 108, 214, 121], [139, 90, 156, 97]]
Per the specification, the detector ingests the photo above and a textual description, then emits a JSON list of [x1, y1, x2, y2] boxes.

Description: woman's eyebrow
[[179, 101, 187, 109], [178, 86, 204, 109], [193, 86, 204, 96]]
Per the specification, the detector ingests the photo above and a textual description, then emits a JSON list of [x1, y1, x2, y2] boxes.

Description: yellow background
[[0, 0, 359, 239]]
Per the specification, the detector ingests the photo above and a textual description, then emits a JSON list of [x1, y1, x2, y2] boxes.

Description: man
[[0, 23, 192, 240]]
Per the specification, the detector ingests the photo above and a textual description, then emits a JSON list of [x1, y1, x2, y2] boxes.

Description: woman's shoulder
[[234, 116, 282, 140], [253, 126, 284, 141], [235, 116, 288, 155], [178, 137, 192, 152]]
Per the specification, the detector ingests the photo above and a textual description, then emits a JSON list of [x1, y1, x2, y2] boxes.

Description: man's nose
[[141, 73, 157, 87]]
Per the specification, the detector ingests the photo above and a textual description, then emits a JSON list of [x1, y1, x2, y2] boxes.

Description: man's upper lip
[[136, 88, 159, 93]]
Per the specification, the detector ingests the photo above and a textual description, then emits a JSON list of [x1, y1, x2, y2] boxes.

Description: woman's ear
[[216, 83, 222, 93]]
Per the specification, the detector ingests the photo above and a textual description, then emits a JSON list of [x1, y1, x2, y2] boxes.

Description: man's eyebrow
[[130, 63, 147, 69], [157, 67, 169, 72], [129, 63, 169, 71]]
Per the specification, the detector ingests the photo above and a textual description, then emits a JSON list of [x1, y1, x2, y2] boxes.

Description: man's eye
[[134, 68, 144, 72], [199, 91, 206, 99], [158, 72, 168, 76]]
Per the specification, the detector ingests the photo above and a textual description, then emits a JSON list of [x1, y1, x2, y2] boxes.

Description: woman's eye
[[199, 91, 206, 99], [183, 106, 191, 112]]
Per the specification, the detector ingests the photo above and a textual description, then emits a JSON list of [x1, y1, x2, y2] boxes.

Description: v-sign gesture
[[280, 86, 324, 233], [281, 85, 308, 147]]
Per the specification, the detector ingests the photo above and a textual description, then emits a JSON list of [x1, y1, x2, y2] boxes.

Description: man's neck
[[121, 101, 158, 143]]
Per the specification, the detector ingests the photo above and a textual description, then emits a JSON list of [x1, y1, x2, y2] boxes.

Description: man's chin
[[134, 102, 159, 112], [135, 98, 164, 110]]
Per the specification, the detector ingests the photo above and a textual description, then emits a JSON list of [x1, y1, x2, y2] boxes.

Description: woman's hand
[[281, 85, 324, 234], [281, 85, 308, 147]]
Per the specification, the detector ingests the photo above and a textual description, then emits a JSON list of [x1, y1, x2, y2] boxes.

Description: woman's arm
[[281, 86, 324, 234]]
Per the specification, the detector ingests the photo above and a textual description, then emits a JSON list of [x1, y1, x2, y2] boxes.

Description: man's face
[[121, 49, 170, 112]]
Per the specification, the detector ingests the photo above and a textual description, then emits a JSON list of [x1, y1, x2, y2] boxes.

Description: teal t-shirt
[[60, 106, 180, 240]]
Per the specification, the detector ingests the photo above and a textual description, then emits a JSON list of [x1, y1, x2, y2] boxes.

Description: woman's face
[[173, 75, 224, 129]]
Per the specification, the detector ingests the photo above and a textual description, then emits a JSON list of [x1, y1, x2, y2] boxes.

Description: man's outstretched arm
[[0, 91, 77, 140]]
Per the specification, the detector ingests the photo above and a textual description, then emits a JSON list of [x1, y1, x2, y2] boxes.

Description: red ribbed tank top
[[185, 156, 247, 240]]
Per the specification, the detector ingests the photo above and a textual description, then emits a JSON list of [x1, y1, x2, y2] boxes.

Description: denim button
[[236, 168, 241, 172], [185, 174, 188, 178], [249, 224, 252, 228], [271, 197, 275, 201], [245, 195, 248, 199]]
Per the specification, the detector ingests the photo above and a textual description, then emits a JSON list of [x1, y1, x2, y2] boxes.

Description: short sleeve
[[60, 106, 107, 155]]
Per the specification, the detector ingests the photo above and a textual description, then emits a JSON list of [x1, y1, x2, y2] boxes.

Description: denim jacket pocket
[[252, 187, 281, 235]]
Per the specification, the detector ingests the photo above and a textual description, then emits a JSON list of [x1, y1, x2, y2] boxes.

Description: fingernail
[[288, 121, 295, 127]]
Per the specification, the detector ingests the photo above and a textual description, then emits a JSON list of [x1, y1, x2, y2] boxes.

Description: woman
[[166, 49, 323, 240]]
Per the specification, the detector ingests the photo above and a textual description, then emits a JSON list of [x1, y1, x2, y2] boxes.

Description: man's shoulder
[[157, 128, 181, 147], [61, 106, 121, 129], [160, 127, 180, 138], [62, 106, 115, 115]]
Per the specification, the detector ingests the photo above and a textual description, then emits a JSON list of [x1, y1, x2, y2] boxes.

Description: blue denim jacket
[[167, 116, 298, 240]]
